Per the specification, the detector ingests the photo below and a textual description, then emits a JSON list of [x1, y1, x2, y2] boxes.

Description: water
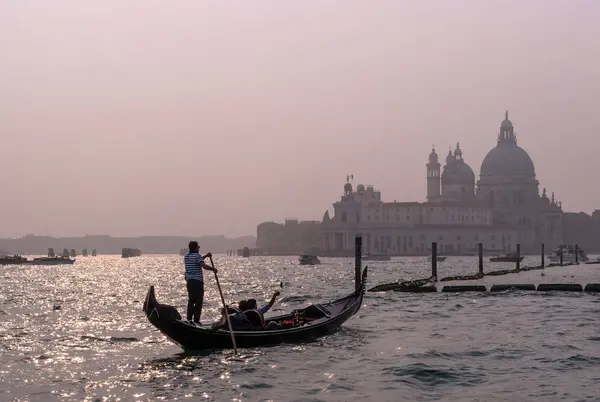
[[1, 255, 600, 401]]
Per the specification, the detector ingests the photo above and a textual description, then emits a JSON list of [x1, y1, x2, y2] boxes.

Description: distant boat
[[122, 248, 142, 258], [427, 255, 447, 262], [29, 256, 75, 265], [298, 255, 321, 265], [548, 245, 589, 263], [490, 253, 524, 263], [0, 255, 29, 265], [242, 247, 251, 258], [362, 253, 391, 261]]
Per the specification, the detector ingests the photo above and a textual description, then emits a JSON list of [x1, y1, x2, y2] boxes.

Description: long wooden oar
[[209, 256, 238, 354]]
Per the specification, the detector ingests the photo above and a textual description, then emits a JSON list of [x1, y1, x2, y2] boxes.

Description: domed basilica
[[423, 111, 563, 252], [320, 112, 565, 256]]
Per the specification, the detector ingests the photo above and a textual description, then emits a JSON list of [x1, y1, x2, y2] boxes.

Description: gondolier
[[184, 241, 217, 324]]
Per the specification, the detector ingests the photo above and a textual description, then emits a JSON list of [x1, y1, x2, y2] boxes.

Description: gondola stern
[[356, 266, 368, 295]]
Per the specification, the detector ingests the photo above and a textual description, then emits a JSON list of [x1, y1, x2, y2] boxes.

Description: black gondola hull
[[143, 268, 367, 351]]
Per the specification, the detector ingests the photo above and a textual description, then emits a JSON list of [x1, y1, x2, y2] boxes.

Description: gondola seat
[[243, 309, 266, 329], [225, 306, 242, 315]]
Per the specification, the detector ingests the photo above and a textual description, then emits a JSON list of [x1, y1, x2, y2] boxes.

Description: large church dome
[[480, 112, 536, 178], [480, 145, 535, 177]]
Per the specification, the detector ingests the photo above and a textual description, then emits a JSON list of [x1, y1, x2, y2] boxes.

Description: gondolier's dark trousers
[[186, 279, 204, 323]]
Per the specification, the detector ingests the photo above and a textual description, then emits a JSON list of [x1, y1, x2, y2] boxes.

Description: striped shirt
[[184, 252, 204, 282]]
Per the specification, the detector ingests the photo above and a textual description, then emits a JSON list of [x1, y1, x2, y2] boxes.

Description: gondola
[[142, 267, 368, 351]]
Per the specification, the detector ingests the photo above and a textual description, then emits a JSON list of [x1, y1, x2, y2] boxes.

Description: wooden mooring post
[[541, 243, 545, 268], [431, 242, 438, 278], [354, 235, 362, 291], [575, 244, 579, 264], [478, 242, 483, 274], [560, 244, 564, 266], [516, 244, 521, 270]]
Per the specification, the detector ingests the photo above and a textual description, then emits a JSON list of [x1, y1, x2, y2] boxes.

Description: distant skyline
[[2, 1, 599, 238]]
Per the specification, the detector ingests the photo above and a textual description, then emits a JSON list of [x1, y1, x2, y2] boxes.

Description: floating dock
[[368, 261, 600, 293], [351, 238, 600, 294], [370, 283, 600, 293]]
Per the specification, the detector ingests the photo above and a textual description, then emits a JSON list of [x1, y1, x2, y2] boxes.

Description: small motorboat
[[29, 256, 75, 265], [489, 253, 524, 263], [362, 253, 391, 261], [547, 245, 589, 263], [298, 255, 321, 265], [427, 255, 447, 262], [142, 267, 368, 351], [0, 255, 29, 265]]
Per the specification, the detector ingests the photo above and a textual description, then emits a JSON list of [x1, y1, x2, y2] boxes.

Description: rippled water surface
[[1, 255, 600, 401]]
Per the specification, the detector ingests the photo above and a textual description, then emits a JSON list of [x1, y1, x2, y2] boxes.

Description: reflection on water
[[0, 254, 599, 401]]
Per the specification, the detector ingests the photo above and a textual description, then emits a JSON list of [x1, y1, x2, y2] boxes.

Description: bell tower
[[426, 146, 441, 201]]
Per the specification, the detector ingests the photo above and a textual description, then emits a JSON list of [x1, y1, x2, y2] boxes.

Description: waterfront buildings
[[258, 112, 599, 255]]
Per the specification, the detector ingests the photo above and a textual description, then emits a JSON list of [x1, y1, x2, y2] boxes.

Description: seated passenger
[[212, 306, 251, 330], [213, 291, 280, 330], [238, 291, 280, 314]]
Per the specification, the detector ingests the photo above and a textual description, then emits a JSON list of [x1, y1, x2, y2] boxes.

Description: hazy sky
[[1, 1, 599, 238]]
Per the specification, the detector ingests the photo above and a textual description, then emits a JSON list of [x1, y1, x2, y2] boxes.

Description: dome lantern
[[454, 142, 463, 160], [498, 110, 517, 145]]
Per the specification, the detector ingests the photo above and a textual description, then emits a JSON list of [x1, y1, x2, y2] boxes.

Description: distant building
[[321, 112, 564, 255], [256, 219, 321, 254], [562, 211, 600, 252]]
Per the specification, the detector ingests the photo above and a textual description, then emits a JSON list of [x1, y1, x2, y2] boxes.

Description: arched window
[[341, 212, 347, 222]]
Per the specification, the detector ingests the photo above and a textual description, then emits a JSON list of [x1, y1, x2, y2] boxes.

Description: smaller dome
[[357, 184, 366, 193], [442, 161, 475, 185], [344, 182, 352, 194]]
